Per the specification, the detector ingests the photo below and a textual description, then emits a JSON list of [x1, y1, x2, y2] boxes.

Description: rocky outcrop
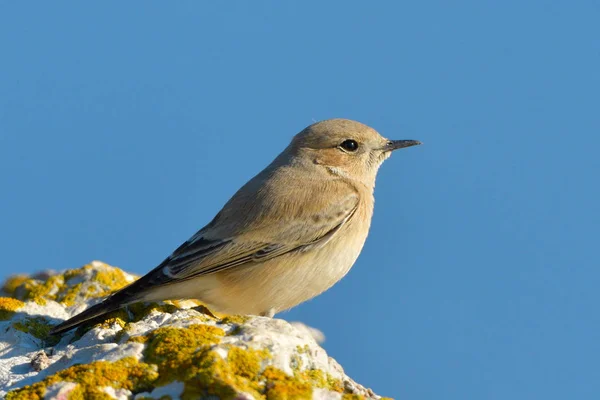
[[0, 261, 385, 399]]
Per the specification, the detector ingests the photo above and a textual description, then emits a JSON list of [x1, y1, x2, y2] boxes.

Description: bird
[[50, 118, 421, 335]]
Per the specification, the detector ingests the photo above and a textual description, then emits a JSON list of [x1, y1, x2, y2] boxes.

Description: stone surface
[[0, 261, 385, 399]]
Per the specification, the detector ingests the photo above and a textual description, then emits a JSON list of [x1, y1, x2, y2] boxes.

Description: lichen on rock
[[5, 261, 135, 307], [0, 261, 385, 399], [0, 297, 25, 320]]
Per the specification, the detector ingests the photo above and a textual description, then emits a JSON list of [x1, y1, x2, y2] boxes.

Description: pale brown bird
[[51, 119, 420, 335]]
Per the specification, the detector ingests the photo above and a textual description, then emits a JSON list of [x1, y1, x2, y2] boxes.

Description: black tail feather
[[49, 283, 141, 335], [49, 299, 123, 335]]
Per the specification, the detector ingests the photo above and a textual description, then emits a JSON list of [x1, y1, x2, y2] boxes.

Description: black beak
[[384, 140, 422, 151]]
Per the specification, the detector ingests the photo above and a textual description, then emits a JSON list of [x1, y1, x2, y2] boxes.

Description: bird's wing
[[147, 191, 359, 285]]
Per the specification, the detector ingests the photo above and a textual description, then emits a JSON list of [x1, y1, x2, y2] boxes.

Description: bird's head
[[289, 119, 421, 187]]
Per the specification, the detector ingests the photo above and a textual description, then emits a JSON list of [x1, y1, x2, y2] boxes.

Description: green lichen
[[12, 316, 60, 346], [0, 297, 24, 320], [227, 325, 243, 336], [6, 356, 158, 400]]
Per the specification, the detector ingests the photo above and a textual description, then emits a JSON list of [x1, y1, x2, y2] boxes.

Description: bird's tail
[[49, 286, 138, 336]]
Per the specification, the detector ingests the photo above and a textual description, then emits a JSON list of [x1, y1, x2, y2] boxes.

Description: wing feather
[[147, 192, 359, 285]]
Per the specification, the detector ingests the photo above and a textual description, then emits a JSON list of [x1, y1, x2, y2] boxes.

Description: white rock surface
[[0, 262, 383, 399]]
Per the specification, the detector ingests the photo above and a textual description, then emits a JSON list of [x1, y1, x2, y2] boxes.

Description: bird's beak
[[383, 140, 422, 151]]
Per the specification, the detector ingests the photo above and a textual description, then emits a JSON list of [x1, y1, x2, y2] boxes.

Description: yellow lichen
[[93, 268, 131, 295], [67, 301, 185, 342], [6, 319, 366, 399], [1, 275, 29, 296], [287, 347, 343, 393], [342, 395, 367, 400], [220, 314, 250, 325], [3, 264, 377, 399], [300, 369, 343, 393], [220, 314, 251, 336], [0, 297, 24, 320], [6, 357, 158, 400], [128, 335, 150, 344], [228, 346, 271, 379], [66, 309, 130, 344], [16, 275, 64, 305], [127, 302, 180, 322], [290, 353, 303, 370], [144, 324, 225, 381], [262, 366, 313, 400], [59, 282, 84, 306], [58, 264, 131, 306], [262, 363, 346, 399], [140, 324, 275, 399], [138, 322, 338, 399], [96, 317, 127, 331], [167, 299, 201, 309], [142, 324, 252, 399], [296, 344, 310, 354], [63, 267, 84, 282], [8, 264, 133, 307]]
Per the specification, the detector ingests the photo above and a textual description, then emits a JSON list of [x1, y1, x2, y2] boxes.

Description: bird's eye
[[340, 139, 359, 152]]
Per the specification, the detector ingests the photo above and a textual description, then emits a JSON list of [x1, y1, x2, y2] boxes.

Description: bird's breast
[[205, 196, 374, 315]]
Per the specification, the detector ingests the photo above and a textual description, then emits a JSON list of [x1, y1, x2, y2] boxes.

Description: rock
[[30, 351, 51, 372], [0, 261, 386, 400], [289, 322, 326, 345]]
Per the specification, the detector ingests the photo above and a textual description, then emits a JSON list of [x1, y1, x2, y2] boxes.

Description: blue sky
[[1, 2, 599, 399]]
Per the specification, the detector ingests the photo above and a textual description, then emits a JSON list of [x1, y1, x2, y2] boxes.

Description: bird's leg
[[260, 308, 276, 318]]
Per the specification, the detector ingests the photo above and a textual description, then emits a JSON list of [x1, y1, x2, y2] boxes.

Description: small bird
[[50, 119, 420, 335]]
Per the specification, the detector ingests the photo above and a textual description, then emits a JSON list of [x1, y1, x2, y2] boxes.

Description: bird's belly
[[203, 228, 368, 315]]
